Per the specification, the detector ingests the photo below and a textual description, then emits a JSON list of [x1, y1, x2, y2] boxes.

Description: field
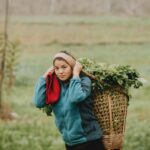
[[0, 16, 150, 150]]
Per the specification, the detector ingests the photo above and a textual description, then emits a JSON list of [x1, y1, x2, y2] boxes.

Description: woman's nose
[[58, 68, 63, 73]]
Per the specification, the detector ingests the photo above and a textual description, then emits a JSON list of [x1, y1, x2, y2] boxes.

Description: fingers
[[73, 61, 82, 76], [75, 61, 82, 69], [47, 67, 55, 73], [43, 67, 54, 78]]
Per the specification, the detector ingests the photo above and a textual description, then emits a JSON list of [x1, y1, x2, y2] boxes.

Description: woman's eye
[[62, 66, 67, 69], [54, 66, 67, 71]]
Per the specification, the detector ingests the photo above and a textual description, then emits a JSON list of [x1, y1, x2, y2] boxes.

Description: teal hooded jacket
[[33, 75, 102, 146]]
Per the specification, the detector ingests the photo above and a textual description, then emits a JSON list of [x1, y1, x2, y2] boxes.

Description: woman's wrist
[[73, 71, 80, 77], [73, 74, 79, 78]]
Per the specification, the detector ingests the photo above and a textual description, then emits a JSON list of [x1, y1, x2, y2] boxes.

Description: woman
[[33, 51, 105, 150]]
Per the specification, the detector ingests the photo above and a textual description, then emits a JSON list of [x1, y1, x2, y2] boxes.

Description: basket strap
[[122, 97, 128, 135], [108, 94, 114, 146], [108, 94, 113, 132], [81, 70, 104, 84], [81, 70, 96, 79]]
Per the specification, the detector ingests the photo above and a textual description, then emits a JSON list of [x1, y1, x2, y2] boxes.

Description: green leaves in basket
[[78, 58, 143, 95]]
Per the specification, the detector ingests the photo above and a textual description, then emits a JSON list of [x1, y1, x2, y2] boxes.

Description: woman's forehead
[[54, 59, 69, 66]]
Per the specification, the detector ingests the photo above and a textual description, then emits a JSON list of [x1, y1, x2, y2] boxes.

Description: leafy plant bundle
[[78, 58, 143, 96]]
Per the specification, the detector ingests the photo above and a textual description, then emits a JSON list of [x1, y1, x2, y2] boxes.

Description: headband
[[53, 52, 76, 68]]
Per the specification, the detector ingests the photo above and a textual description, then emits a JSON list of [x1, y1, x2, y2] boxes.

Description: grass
[[0, 16, 150, 150], [1, 16, 150, 46]]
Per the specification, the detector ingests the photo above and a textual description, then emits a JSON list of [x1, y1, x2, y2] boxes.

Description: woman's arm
[[68, 76, 92, 103], [67, 61, 91, 103], [33, 76, 46, 108], [33, 67, 54, 108]]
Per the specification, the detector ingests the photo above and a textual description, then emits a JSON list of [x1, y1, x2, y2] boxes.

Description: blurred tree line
[[0, 0, 150, 17]]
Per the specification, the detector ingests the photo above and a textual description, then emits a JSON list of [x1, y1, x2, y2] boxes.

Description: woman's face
[[54, 59, 72, 81]]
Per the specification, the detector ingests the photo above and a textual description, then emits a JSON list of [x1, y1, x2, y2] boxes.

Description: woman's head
[[53, 51, 76, 81]]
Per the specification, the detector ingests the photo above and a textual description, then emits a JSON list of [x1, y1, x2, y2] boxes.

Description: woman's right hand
[[43, 67, 55, 78]]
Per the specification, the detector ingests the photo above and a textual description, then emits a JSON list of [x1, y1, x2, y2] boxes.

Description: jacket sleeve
[[68, 76, 91, 103], [33, 76, 46, 108]]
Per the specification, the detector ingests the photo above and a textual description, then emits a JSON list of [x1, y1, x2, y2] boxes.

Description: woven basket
[[92, 86, 128, 150]]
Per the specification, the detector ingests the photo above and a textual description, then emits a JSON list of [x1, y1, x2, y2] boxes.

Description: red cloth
[[45, 72, 61, 104]]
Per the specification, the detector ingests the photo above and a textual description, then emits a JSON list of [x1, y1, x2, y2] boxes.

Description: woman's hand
[[73, 61, 82, 77], [43, 67, 55, 78]]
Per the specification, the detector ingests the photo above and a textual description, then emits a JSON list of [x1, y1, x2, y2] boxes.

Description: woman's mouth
[[59, 75, 65, 78]]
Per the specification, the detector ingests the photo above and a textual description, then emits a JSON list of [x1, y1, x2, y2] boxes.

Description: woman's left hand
[[73, 61, 82, 76]]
